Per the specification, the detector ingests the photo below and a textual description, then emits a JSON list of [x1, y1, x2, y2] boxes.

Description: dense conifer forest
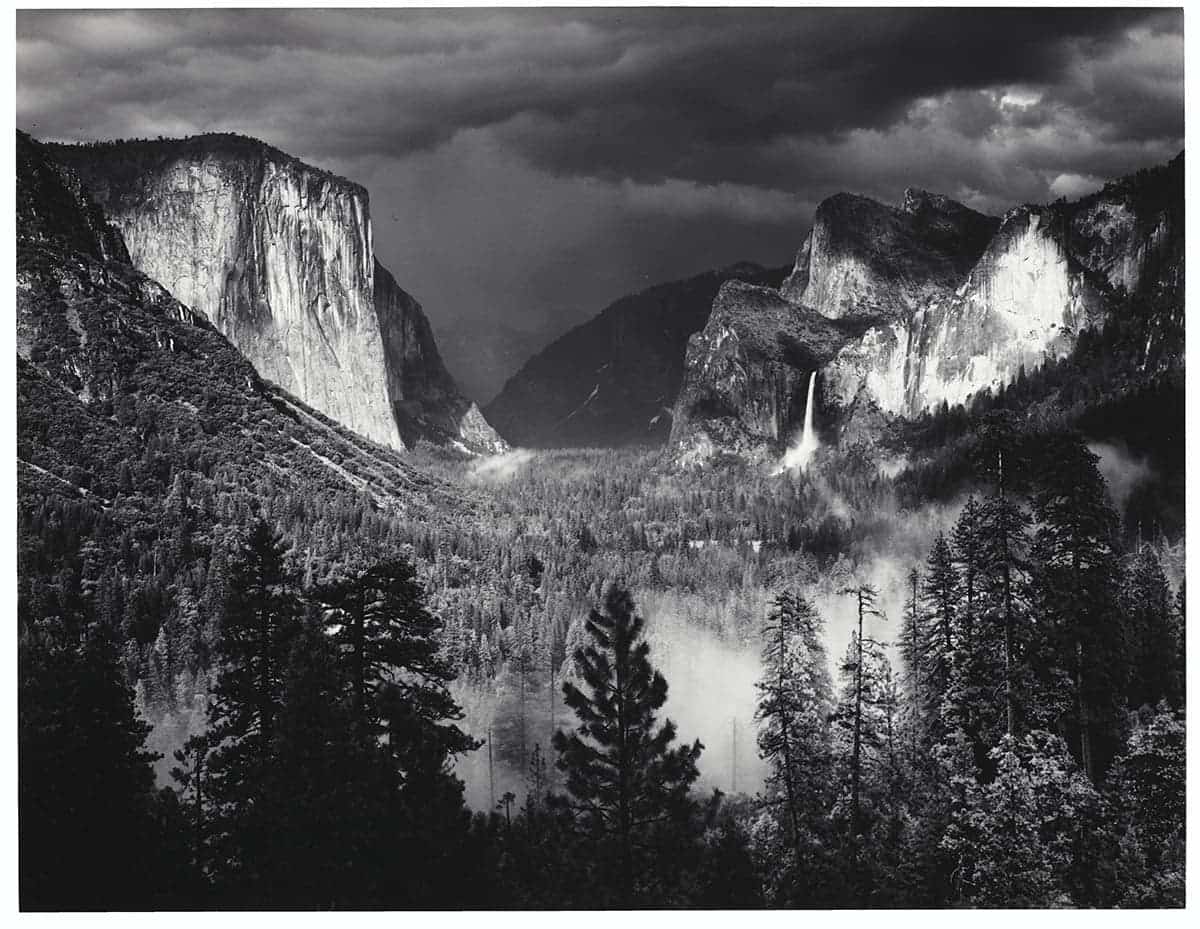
[[19, 305, 1186, 905]]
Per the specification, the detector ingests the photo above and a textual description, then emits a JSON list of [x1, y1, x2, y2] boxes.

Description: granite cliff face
[[1063, 154, 1184, 300], [50, 135, 505, 455], [780, 189, 999, 318], [824, 157, 1183, 418], [485, 263, 786, 447], [824, 206, 1106, 415], [670, 155, 1183, 464], [17, 131, 444, 510], [374, 261, 506, 453], [667, 281, 860, 466]]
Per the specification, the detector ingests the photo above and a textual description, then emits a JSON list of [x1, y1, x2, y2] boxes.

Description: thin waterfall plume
[[776, 370, 819, 473]]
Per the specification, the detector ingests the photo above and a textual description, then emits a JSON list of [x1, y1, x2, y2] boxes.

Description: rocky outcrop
[[375, 261, 507, 453], [824, 157, 1183, 418], [780, 189, 998, 318], [49, 134, 505, 455], [1061, 153, 1184, 302], [824, 207, 1106, 415], [670, 154, 1183, 464], [17, 132, 129, 265], [667, 281, 858, 466], [485, 263, 786, 447]]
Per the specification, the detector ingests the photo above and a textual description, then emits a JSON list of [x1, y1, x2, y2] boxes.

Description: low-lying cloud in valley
[[1089, 441, 1155, 514]]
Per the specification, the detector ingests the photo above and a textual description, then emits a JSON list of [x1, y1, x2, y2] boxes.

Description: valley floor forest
[[19, 377, 1186, 907]]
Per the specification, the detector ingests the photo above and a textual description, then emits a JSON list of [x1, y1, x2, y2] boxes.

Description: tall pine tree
[[552, 585, 703, 905], [202, 519, 300, 898], [312, 555, 477, 761], [20, 620, 167, 909], [755, 592, 833, 876], [1029, 435, 1125, 779]]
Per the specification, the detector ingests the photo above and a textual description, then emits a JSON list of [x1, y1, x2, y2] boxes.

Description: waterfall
[[775, 371, 819, 473], [801, 369, 816, 450]]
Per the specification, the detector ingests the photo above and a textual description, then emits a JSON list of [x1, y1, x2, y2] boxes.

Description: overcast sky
[[16, 7, 1184, 402]]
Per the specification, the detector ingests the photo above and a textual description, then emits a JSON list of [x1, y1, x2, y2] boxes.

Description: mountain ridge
[[484, 262, 788, 447], [669, 154, 1184, 465]]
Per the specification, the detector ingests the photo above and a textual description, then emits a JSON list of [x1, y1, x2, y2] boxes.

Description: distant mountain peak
[[484, 263, 788, 448], [780, 185, 998, 316], [900, 186, 975, 217]]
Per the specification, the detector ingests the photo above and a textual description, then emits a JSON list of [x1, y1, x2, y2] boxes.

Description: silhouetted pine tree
[[312, 555, 477, 760], [920, 532, 958, 744], [202, 518, 300, 899], [19, 619, 166, 909], [831, 627, 894, 902], [837, 583, 886, 851], [976, 459, 1032, 749], [552, 585, 703, 905], [1029, 435, 1126, 779], [266, 610, 390, 907], [946, 496, 989, 767], [170, 732, 212, 886], [1122, 548, 1182, 709], [897, 567, 927, 762], [311, 555, 479, 907]]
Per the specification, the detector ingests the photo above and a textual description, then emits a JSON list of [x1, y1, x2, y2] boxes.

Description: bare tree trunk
[[616, 645, 633, 906], [909, 571, 921, 759], [852, 591, 863, 841], [776, 618, 802, 863], [258, 578, 273, 750], [1071, 545, 1094, 780], [999, 462, 1016, 738], [193, 749, 205, 875], [519, 659, 527, 773], [1075, 639, 1093, 779], [354, 588, 365, 730], [731, 717, 737, 793]]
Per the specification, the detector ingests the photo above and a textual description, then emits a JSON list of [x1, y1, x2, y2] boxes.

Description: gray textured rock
[[1063, 153, 1184, 301], [667, 281, 854, 466], [374, 261, 508, 453], [780, 190, 998, 319], [670, 155, 1182, 464], [51, 135, 506, 455], [824, 207, 1106, 416], [17, 130, 442, 511]]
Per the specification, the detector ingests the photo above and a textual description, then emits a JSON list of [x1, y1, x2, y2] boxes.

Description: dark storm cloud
[[17, 8, 1180, 178], [486, 8, 1175, 184], [15, 7, 1184, 401]]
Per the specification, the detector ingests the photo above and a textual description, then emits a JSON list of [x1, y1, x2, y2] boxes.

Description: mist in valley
[[465, 448, 536, 484], [142, 441, 1179, 817], [449, 447, 973, 811]]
